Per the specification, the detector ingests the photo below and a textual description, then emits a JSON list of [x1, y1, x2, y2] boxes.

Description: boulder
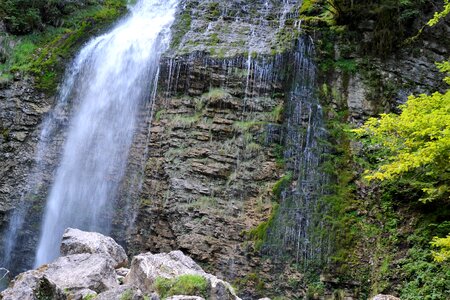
[[372, 295, 400, 300], [1, 253, 118, 299], [125, 251, 204, 291], [60, 227, 128, 268], [1, 230, 241, 300], [96, 285, 144, 300], [45, 253, 118, 294], [0, 271, 73, 300], [125, 251, 240, 299]]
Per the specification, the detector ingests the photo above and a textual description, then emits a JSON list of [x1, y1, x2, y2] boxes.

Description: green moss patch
[[154, 275, 208, 299]]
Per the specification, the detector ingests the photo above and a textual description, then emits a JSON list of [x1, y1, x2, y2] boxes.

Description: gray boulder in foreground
[[61, 227, 128, 268], [1, 228, 242, 300], [1, 254, 118, 299], [125, 250, 241, 299]]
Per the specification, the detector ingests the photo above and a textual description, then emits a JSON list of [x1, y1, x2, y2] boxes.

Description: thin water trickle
[[30, 0, 179, 267], [264, 37, 331, 269]]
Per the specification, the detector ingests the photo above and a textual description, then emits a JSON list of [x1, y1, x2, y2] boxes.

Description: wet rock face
[[0, 78, 52, 218], [171, 0, 301, 56], [128, 49, 310, 298], [0, 77, 59, 273]]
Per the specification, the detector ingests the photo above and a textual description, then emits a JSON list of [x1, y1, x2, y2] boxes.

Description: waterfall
[[264, 37, 331, 269], [25, 0, 178, 267]]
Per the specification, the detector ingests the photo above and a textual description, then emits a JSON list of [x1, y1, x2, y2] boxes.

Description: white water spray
[[34, 0, 178, 267]]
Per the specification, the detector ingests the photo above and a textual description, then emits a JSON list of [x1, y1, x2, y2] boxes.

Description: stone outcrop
[[125, 250, 240, 299], [61, 228, 128, 268], [1, 253, 118, 299], [1, 229, 241, 300], [0, 76, 59, 273]]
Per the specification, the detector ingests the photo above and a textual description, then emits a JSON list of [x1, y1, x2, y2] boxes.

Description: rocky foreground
[[0, 228, 241, 300], [0, 228, 400, 300]]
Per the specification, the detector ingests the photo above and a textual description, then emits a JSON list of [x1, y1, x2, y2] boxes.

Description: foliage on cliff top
[[0, 0, 127, 92]]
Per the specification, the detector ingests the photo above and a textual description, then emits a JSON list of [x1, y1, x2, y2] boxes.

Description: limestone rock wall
[[127, 53, 305, 298]]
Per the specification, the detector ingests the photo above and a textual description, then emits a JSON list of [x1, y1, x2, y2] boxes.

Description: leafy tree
[[0, 0, 102, 34], [431, 234, 450, 262], [354, 62, 450, 203]]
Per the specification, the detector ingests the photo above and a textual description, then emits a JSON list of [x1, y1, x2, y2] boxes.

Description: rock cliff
[[0, 0, 449, 299]]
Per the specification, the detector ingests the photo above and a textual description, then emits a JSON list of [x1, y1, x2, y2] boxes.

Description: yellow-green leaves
[[353, 73, 450, 203], [436, 61, 450, 85], [427, 0, 450, 27], [431, 234, 450, 262]]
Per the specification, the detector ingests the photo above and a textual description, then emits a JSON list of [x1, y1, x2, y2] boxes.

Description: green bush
[[154, 275, 208, 299], [0, 0, 127, 92], [0, 0, 102, 34]]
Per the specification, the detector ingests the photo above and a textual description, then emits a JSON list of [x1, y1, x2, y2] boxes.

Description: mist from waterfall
[[32, 0, 178, 266]]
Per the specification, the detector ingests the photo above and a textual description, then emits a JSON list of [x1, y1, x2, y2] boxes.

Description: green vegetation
[[246, 203, 280, 251], [427, 0, 450, 26], [272, 172, 293, 199], [431, 234, 450, 262], [270, 104, 284, 123], [348, 52, 450, 297], [119, 289, 133, 300], [354, 65, 450, 203], [233, 273, 266, 295], [169, 114, 201, 128], [0, 0, 128, 92], [154, 275, 208, 299], [201, 88, 230, 101], [232, 120, 266, 133], [83, 294, 97, 300], [399, 220, 450, 299], [170, 10, 192, 49]]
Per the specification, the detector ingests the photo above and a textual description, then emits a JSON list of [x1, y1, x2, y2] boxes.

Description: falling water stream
[[29, 0, 179, 267], [1, 0, 333, 290], [264, 37, 331, 269]]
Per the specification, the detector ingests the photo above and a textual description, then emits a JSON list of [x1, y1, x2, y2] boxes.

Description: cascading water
[[264, 37, 332, 269], [30, 0, 179, 266]]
